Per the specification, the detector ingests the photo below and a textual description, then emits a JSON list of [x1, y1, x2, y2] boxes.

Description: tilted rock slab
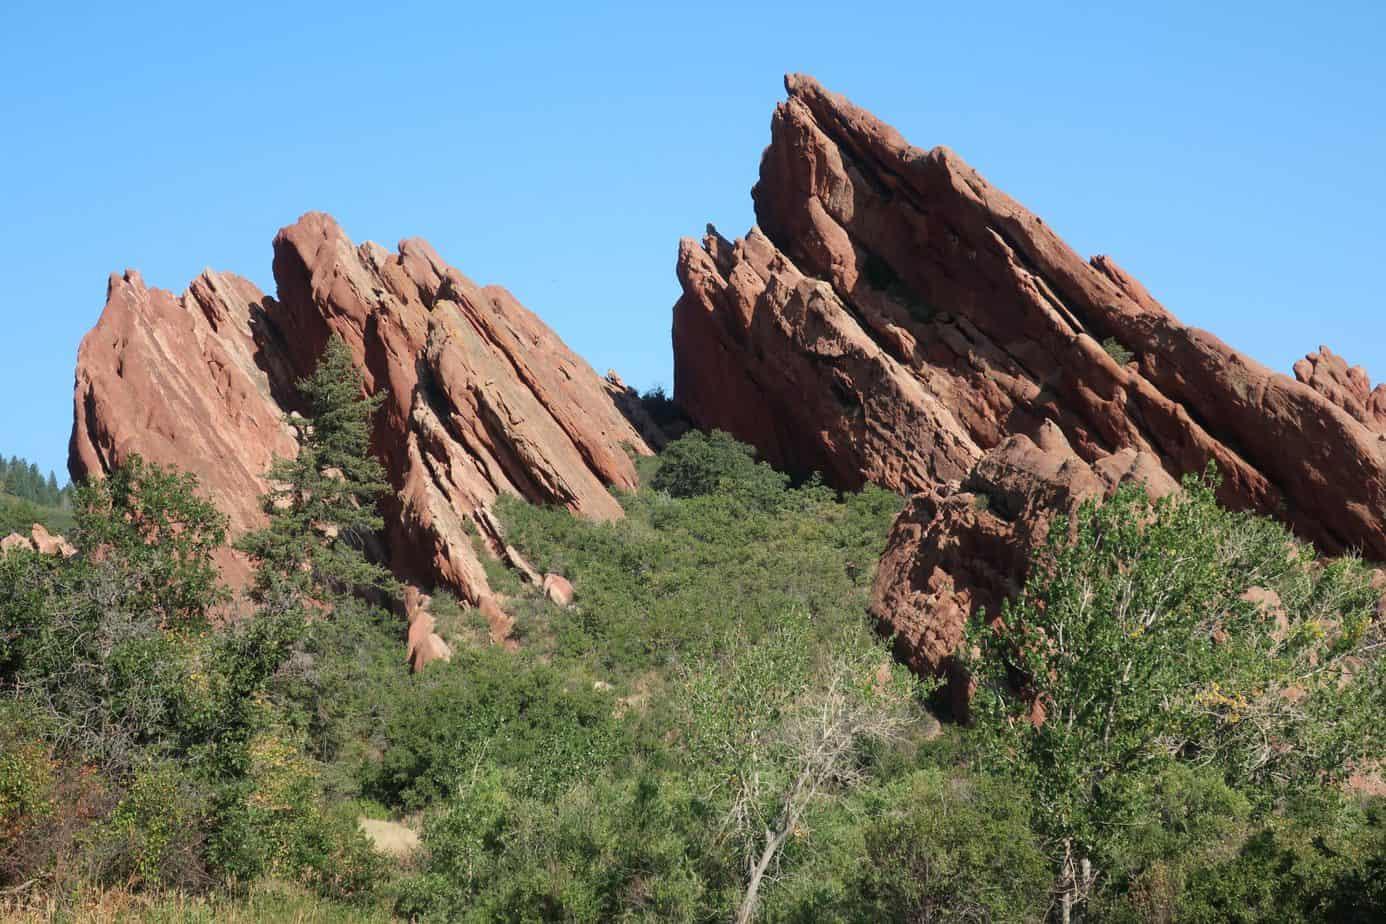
[[70, 214, 650, 639], [674, 74, 1386, 676], [71, 269, 299, 588]]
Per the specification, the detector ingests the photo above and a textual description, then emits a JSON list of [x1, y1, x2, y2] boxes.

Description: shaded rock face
[[872, 422, 1176, 699], [675, 74, 1386, 677], [70, 214, 652, 619]]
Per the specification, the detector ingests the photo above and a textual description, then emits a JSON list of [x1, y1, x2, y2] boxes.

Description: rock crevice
[[70, 213, 652, 624], [674, 73, 1386, 678]]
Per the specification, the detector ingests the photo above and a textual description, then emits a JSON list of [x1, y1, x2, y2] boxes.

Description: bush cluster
[[4, 358, 1384, 921]]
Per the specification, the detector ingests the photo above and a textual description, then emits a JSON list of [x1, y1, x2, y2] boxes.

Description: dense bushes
[[366, 648, 633, 809], [4, 417, 1384, 921], [967, 469, 1386, 919]]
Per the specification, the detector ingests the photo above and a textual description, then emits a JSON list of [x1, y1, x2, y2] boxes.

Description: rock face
[[872, 422, 1176, 701], [70, 214, 652, 628], [71, 269, 299, 588], [674, 74, 1386, 677], [0, 524, 76, 558], [1295, 346, 1386, 435]]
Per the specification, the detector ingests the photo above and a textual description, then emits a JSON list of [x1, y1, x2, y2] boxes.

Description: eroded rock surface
[[70, 269, 298, 588], [674, 74, 1386, 680], [0, 524, 76, 558], [675, 74, 1386, 558], [1295, 346, 1386, 436], [70, 214, 652, 628], [872, 422, 1176, 693]]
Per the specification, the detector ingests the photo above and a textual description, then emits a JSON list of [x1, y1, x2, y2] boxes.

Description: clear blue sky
[[2, 0, 1382, 479]]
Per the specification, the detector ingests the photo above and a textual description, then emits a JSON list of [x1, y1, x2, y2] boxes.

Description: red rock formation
[[872, 422, 1176, 694], [674, 74, 1386, 680], [1295, 346, 1386, 435], [70, 214, 653, 630], [70, 269, 298, 588], [676, 74, 1386, 558], [404, 586, 452, 672], [265, 213, 651, 606], [0, 524, 76, 558]]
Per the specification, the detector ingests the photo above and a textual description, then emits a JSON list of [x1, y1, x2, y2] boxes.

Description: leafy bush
[[365, 647, 633, 809], [966, 468, 1386, 916], [94, 762, 212, 891], [492, 436, 900, 679], [397, 768, 724, 922], [650, 429, 789, 509], [765, 769, 1050, 923], [1101, 335, 1134, 365]]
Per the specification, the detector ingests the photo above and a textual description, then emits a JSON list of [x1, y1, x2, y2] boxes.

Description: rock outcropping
[[872, 423, 1176, 698], [71, 214, 652, 635], [0, 524, 76, 558], [674, 74, 1386, 677], [1295, 346, 1386, 436]]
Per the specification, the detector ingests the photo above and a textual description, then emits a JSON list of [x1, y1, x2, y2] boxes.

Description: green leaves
[[650, 429, 790, 512], [238, 336, 395, 604], [965, 467, 1386, 898]]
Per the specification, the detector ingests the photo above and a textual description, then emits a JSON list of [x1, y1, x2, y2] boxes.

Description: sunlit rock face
[[71, 213, 652, 625], [673, 74, 1386, 679]]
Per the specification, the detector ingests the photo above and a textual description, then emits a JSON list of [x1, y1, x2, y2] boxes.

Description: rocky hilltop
[[674, 74, 1386, 679], [71, 214, 652, 637]]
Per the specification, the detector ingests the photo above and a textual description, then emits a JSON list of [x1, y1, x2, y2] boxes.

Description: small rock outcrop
[[70, 214, 652, 631], [872, 423, 1176, 693], [0, 524, 76, 558], [674, 74, 1386, 681]]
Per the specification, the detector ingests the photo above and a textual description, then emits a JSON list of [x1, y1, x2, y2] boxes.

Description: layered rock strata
[[71, 214, 651, 643], [674, 74, 1386, 677]]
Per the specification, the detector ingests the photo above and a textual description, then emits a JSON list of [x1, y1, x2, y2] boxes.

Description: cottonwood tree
[[681, 611, 921, 923], [964, 471, 1385, 923]]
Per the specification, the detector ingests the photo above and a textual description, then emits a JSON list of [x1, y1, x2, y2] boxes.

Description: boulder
[[0, 524, 76, 558], [542, 572, 575, 607], [403, 585, 452, 672]]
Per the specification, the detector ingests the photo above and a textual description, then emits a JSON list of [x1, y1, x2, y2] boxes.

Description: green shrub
[[397, 767, 723, 923], [366, 647, 632, 809], [763, 768, 1050, 923], [1094, 791, 1386, 923], [1101, 335, 1134, 366], [650, 429, 788, 509], [95, 762, 211, 891], [966, 468, 1385, 917], [0, 702, 55, 855]]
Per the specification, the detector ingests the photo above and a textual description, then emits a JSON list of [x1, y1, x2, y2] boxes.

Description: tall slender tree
[[237, 336, 396, 606]]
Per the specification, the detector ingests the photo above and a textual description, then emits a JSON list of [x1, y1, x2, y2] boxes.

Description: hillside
[[2, 75, 1384, 923]]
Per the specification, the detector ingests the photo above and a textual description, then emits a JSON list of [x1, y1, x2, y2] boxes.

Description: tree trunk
[[735, 824, 791, 924]]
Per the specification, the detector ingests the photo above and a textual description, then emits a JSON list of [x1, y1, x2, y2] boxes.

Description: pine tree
[[237, 336, 396, 605]]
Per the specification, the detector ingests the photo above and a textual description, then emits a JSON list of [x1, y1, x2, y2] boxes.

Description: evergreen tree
[[237, 336, 396, 605]]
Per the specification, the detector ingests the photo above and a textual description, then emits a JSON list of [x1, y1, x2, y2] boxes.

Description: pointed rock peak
[[72, 213, 653, 640], [674, 76, 1386, 697]]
